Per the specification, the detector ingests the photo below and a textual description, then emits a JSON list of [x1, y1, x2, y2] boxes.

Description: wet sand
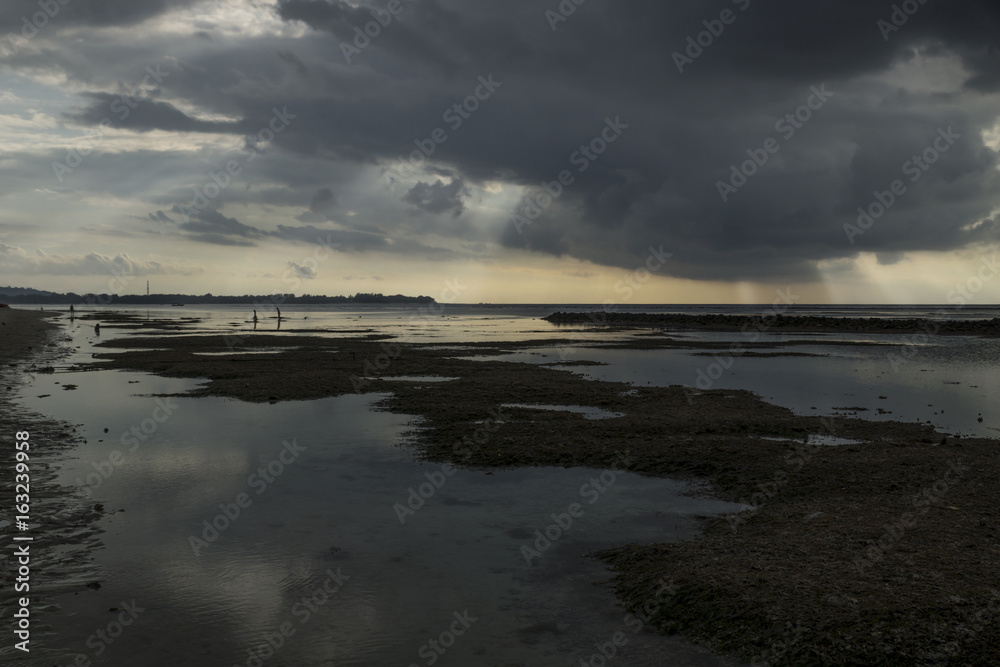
[[79, 311, 1000, 665], [0, 309, 102, 658]]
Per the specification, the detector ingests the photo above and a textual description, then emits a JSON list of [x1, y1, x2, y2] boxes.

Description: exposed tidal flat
[[0, 310, 103, 662], [3, 305, 999, 665]]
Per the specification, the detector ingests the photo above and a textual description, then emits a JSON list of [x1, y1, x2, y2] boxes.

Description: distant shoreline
[[0, 292, 435, 306]]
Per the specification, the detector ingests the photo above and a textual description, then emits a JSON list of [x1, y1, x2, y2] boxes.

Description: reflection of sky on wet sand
[[503, 403, 625, 420], [473, 333, 1000, 439], [18, 322, 745, 667]]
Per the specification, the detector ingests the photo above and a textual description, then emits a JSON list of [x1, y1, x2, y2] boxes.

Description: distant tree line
[[0, 289, 435, 306]]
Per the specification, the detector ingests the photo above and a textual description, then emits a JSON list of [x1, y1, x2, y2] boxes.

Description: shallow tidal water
[[478, 332, 1000, 439], [9, 316, 746, 666], [11, 304, 996, 665]]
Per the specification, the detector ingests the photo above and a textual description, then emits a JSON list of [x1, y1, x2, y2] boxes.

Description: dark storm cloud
[[403, 178, 466, 216], [65, 93, 250, 134], [10, 0, 1000, 282], [0, 0, 200, 32], [309, 186, 336, 211], [272, 223, 455, 257], [148, 201, 455, 257], [171, 207, 265, 246], [264, 0, 1000, 279], [149, 210, 174, 223], [276, 49, 308, 76], [273, 223, 385, 251], [293, 185, 338, 222]]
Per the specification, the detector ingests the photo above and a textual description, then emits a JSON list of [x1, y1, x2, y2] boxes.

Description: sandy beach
[[51, 308, 999, 665], [0, 309, 103, 659]]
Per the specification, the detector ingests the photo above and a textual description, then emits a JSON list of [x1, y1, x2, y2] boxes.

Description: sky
[[1, 0, 999, 304]]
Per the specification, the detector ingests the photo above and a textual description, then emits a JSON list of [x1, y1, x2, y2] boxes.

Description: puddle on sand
[[192, 348, 301, 356], [511, 339, 1000, 439], [761, 434, 864, 447], [809, 434, 863, 446], [503, 403, 625, 420], [367, 375, 459, 383], [12, 350, 744, 667]]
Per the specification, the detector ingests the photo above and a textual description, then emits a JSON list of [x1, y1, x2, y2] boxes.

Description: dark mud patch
[[539, 359, 608, 366], [689, 351, 829, 358]]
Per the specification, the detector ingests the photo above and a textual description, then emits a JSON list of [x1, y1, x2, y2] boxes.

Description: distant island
[[0, 286, 435, 306]]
